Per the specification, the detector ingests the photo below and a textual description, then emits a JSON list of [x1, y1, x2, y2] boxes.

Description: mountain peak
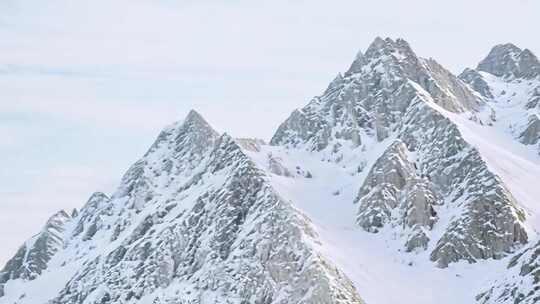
[[145, 109, 219, 157], [364, 37, 415, 58], [491, 43, 522, 55], [184, 109, 205, 123], [346, 37, 417, 76], [478, 43, 540, 79], [366, 36, 388, 51], [45, 210, 70, 226], [182, 109, 215, 132], [86, 191, 109, 203], [178, 109, 219, 148]]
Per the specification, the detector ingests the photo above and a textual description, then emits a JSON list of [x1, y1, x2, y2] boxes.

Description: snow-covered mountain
[[2, 37, 540, 304], [458, 43, 540, 304]]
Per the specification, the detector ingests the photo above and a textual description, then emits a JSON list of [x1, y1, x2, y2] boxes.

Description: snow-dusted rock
[[459, 68, 494, 99], [273, 37, 527, 267], [234, 137, 266, 152], [400, 102, 528, 267], [355, 141, 438, 251], [478, 241, 540, 304], [3, 37, 540, 304], [460, 43, 540, 154], [1, 111, 365, 304], [271, 37, 483, 154], [519, 114, 540, 145], [477, 43, 540, 80], [0, 211, 71, 296]]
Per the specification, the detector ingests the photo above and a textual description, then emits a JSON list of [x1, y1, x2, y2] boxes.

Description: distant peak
[[365, 37, 413, 55], [346, 37, 416, 75], [479, 43, 522, 66], [143, 109, 219, 159], [184, 109, 208, 125], [520, 48, 540, 64], [365, 37, 393, 55], [87, 191, 109, 203], [477, 43, 540, 79], [49, 210, 70, 220], [395, 38, 411, 46], [44, 210, 71, 229], [490, 43, 522, 55], [80, 192, 110, 211], [181, 109, 218, 137], [369, 36, 388, 48]]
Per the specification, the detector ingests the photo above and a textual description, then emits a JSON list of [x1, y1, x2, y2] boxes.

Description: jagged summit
[[272, 37, 483, 151], [364, 37, 414, 58], [144, 109, 218, 159], [459, 43, 540, 155], [44, 210, 70, 229], [176, 109, 219, 142], [0, 209, 70, 292], [85, 191, 109, 204], [183, 109, 212, 128], [3, 38, 540, 304], [346, 37, 417, 76], [477, 43, 540, 79], [176, 109, 219, 150], [1, 103, 366, 303], [271, 36, 527, 270], [158, 109, 217, 140]]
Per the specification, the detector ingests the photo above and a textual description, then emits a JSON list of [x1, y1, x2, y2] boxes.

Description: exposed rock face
[[72, 192, 110, 241], [3, 38, 540, 304], [271, 37, 483, 153], [0, 211, 71, 295], [267, 153, 292, 177], [355, 141, 438, 251], [1, 111, 365, 304], [454, 42, 540, 303], [356, 141, 415, 232], [459, 68, 494, 99], [519, 115, 540, 145], [402, 180, 438, 252], [273, 37, 527, 268], [353, 99, 527, 265], [234, 137, 267, 152], [400, 102, 528, 267], [477, 43, 540, 80], [460, 43, 540, 154], [478, 241, 540, 304]]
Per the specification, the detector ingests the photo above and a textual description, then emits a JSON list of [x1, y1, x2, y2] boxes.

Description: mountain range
[[1, 37, 540, 304]]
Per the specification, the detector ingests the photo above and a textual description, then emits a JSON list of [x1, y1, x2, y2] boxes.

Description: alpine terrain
[[2, 37, 540, 304]]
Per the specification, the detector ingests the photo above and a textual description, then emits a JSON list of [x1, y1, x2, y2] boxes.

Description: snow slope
[[243, 138, 519, 304], [2, 38, 540, 304]]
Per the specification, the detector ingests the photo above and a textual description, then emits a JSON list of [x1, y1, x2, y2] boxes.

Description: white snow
[[421, 75, 540, 235], [240, 72, 540, 303], [3, 52, 540, 304], [244, 142, 511, 304]]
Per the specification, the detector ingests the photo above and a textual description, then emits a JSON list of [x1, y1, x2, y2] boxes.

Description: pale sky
[[1, 0, 539, 264]]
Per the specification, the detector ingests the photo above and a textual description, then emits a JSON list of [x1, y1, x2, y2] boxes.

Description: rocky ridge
[[0, 111, 364, 304], [272, 37, 528, 268], [2, 37, 540, 304]]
